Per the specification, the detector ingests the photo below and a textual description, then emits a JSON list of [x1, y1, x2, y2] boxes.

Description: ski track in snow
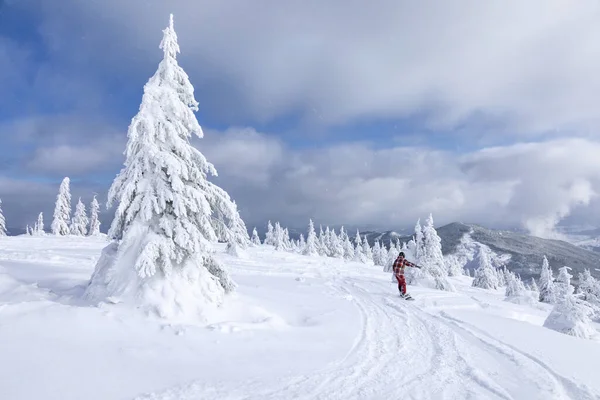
[[136, 274, 598, 400]]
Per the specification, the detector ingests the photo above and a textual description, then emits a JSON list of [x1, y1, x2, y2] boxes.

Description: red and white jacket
[[393, 257, 418, 276]]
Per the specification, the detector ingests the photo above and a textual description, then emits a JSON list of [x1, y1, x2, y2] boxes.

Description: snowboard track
[[135, 276, 599, 400]]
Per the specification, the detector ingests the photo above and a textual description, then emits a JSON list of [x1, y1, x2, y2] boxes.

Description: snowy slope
[[0, 235, 599, 400]]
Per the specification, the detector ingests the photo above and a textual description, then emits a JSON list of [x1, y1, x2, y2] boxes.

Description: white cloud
[[26, 0, 600, 134], [198, 130, 600, 235]]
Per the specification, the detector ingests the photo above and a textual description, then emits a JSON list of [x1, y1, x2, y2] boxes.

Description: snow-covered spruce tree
[[251, 227, 261, 246], [299, 233, 306, 250], [577, 270, 600, 321], [34, 212, 45, 235], [84, 15, 238, 320], [273, 222, 285, 250], [539, 256, 557, 304], [323, 226, 333, 257], [530, 277, 540, 296], [88, 195, 101, 236], [330, 228, 344, 258], [343, 233, 355, 261], [303, 219, 319, 256], [471, 245, 499, 290], [504, 270, 535, 304], [372, 241, 382, 266], [26, 224, 32, 236], [51, 177, 71, 236], [70, 198, 89, 236], [264, 221, 275, 245], [419, 214, 454, 291], [544, 266, 596, 339], [0, 199, 6, 236], [354, 230, 367, 263], [362, 235, 373, 262], [318, 225, 328, 256], [283, 227, 292, 250]]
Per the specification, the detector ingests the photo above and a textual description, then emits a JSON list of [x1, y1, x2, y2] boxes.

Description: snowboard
[[400, 294, 415, 301]]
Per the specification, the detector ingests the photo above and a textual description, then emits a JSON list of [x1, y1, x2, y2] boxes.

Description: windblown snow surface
[[1, 236, 599, 400]]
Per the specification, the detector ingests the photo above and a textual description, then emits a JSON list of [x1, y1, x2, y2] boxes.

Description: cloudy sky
[[1, 0, 600, 237]]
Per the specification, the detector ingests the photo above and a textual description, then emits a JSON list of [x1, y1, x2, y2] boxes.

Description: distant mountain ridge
[[363, 222, 600, 281]]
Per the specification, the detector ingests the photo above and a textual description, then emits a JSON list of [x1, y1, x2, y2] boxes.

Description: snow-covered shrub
[[250, 227, 261, 246]]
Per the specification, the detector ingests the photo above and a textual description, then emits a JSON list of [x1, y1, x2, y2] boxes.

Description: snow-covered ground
[[1, 236, 599, 400]]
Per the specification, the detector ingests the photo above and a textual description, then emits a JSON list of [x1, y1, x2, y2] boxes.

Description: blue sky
[[2, 0, 600, 237]]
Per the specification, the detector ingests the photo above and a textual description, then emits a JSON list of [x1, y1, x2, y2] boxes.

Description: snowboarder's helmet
[[398, 252, 405, 257]]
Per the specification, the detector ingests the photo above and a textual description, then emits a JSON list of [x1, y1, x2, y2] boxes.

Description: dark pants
[[396, 274, 407, 294]]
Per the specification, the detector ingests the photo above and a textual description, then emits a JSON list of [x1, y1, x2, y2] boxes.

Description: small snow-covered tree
[[472, 245, 499, 290], [84, 15, 237, 320], [577, 270, 600, 303], [420, 214, 454, 291], [0, 199, 6, 236], [372, 241, 382, 266], [299, 233, 306, 250], [34, 212, 45, 236], [544, 266, 596, 339], [88, 195, 101, 236], [354, 230, 367, 263], [530, 278, 540, 295], [414, 219, 425, 262], [283, 227, 292, 250], [539, 256, 557, 304], [70, 198, 89, 236], [330, 229, 344, 258], [51, 177, 71, 236], [264, 221, 275, 245], [504, 270, 535, 304], [318, 225, 328, 256], [303, 219, 319, 256], [273, 222, 285, 250], [362, 235, 373, 262], [26, 224, 32, 236], [251, 227, 261, 246]]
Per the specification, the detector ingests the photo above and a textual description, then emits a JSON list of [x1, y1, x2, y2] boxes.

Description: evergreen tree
[[26, 224, 32, 236], [421, 214, 454, 291], [472, 245, 499, 290], [530, 277, 540, 295], [35, 212, 45, 236], [264, 221, 275, 245], [577, 270, 600, 304], [84, 15, 237, 319], [342, 233, 355, 261], [299, 233, 306, 250], [414, 219, 425, 262], [303, 219, 319, 256], [273, 222, 285, 250], [544, 266, 596, 338], [329, 228, 344, 258], [539, 256, 557, 304], [362, 235, 373, 262], [318, 225, 327, 256], [251, 227, 261, 246], [88, 195, 101, 236], [323, 226, 333, 257], [372, 241, 382, 266], [354, 230, 366, 263], [504, 270, 532, 303], [51, 177, 71, 236], [70, 198, 89, 236], [0, 199, 6, 236]]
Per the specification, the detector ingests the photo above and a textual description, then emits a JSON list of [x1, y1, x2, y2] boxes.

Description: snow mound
[[84, 225, 228, 324]]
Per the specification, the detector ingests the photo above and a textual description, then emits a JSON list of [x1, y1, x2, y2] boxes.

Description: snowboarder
[[393, 252, 421, 299]]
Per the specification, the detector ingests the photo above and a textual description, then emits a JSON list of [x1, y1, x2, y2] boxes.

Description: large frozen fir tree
[[70, 198, 89, 236], [0, 199, 6, 236], [539, 256, 557, 304], [88, 195, 101, 236], [544, 266, 596, 339], [51, 177, 71, 236], [84, 15, 239, 320], [471, 245, 499, 290]]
